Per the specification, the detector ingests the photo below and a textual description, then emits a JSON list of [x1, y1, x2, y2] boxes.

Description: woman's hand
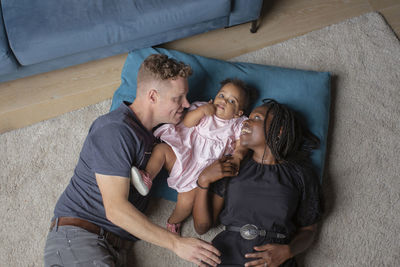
[[244, 224, 317, 267], [197, 155, 238, 188], [244, 244, 292, 267], [227, 156, 242, 171]]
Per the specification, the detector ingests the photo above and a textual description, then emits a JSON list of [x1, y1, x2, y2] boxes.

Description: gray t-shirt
[[53, 102, 156, 241]]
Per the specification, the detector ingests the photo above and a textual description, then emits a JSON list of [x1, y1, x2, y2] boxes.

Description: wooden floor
[[0, 0, 399, 134]]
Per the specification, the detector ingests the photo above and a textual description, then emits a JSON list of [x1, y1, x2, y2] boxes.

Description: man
[[44, 54, 221, 266]]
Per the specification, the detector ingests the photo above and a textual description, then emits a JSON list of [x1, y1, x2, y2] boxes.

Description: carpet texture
[[1, 12, 399, 266]]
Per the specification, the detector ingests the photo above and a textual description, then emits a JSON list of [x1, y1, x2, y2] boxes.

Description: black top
[[54, 102, 156, 241], [211, 157, 322, 266]]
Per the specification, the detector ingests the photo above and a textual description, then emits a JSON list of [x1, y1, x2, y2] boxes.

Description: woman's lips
[[241, 127, 252, 135]]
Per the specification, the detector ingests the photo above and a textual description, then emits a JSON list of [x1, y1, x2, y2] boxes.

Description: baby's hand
[[200, 100, 216, 116]]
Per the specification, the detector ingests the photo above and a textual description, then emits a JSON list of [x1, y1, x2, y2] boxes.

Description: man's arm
[[96, 173, 221, 266]]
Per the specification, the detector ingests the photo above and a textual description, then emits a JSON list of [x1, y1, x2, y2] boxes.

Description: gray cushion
[[2, 0, 231, 65]]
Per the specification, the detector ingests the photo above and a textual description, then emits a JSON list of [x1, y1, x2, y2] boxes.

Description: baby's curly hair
[[138, 54, 192, 83]]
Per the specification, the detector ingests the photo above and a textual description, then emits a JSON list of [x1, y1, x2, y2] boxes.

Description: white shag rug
[[1, 12, 399, 266]]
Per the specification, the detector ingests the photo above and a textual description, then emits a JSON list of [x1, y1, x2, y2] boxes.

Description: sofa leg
[[250, 20, 258, 33]]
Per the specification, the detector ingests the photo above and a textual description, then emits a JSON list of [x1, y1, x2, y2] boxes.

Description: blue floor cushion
[[111, 47, 331, 202]]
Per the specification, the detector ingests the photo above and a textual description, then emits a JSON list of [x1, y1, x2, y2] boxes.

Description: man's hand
[[244, 243, 292, 267], [96, 173, 221, 266], [174, 237, 221, 266]]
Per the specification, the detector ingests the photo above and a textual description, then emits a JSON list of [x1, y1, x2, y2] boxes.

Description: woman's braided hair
[[261, 99, 319, 162]]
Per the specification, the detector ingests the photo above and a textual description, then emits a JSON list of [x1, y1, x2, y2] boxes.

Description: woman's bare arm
[[193, 189, 224, 235], [192, 156, 237, 234]]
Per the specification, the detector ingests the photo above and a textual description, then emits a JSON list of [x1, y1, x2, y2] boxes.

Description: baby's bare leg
[[146, 143, 176, 180], [168, 189, 197, 224]]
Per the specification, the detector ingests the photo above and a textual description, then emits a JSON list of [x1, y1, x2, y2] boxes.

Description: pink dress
[[154, 101, 247, 192]]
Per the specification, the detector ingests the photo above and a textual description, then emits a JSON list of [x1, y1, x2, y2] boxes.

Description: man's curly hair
[[138, 54, 192, 83]]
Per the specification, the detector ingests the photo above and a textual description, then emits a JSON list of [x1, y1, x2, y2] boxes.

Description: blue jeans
[[44, 220, 130, 267]]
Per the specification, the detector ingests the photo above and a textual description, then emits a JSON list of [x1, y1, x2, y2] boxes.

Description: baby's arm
[[183, 101, 216, 128], [230, 139, 248, 170]]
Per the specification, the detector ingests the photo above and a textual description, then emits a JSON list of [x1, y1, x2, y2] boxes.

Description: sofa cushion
[[0, 7, 17, 75], [111, 47, 331, 201], [229, 0, 263, 26], [2, 0, 231, 66]]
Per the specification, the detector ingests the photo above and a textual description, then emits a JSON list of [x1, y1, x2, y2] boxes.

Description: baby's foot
[[166, 222, 182, 235], [130, 166, 152, 196]]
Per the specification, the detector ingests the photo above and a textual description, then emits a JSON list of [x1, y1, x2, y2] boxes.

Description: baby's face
[[213, 83, 245, 120]]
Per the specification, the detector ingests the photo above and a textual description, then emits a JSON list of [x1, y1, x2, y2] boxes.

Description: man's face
[[156, 76, 190, 125]]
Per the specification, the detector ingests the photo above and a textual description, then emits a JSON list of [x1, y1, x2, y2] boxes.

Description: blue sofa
[[0, 0, 263, 83]]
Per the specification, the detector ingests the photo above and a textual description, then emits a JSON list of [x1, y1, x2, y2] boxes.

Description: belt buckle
[[239, 224, 259, 240]]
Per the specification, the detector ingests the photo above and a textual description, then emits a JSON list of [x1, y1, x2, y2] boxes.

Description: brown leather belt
[[50, 217, 133, 250], [50, 217, 102, 235]]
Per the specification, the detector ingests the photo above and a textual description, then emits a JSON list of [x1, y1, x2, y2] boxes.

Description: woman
[[193, 99, 323, 267]]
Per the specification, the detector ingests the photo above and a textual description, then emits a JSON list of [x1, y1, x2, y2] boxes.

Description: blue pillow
[[111, 47, 330, 201]]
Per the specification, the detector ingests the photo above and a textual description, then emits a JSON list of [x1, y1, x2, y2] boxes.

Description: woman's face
[[240, 105, 271, 149]]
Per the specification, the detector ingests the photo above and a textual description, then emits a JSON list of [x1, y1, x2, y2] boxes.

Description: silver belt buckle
[[239, 224, 259, 240]]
